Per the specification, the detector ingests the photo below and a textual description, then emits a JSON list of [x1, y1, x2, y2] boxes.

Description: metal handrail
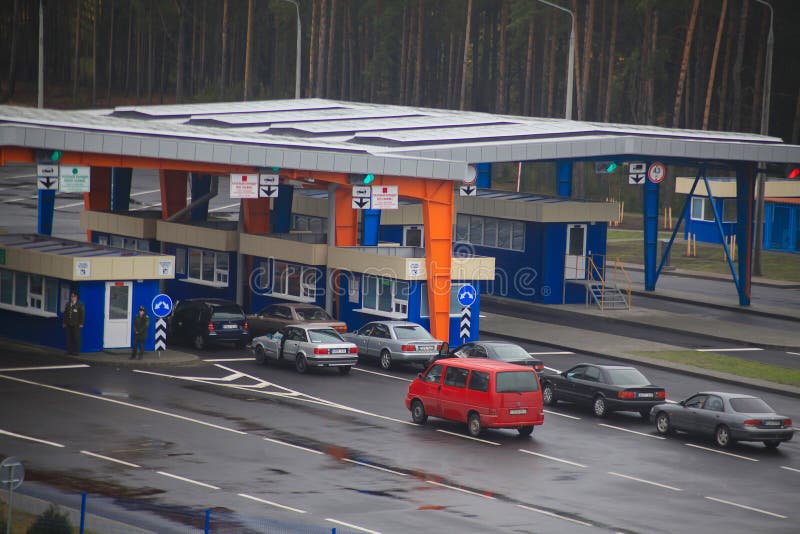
[[611, 257, 632, 310], [587, 255, 606, 310]]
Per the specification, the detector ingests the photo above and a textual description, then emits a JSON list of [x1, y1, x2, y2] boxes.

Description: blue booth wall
[[764, 202, 800, 253], [682, 197, 737, 244], [164, 244, 237, 303], [379, 226, 404, 245], [247, 256, 327, 313]]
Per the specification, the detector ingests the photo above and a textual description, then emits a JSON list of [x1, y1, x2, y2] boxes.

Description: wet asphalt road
[[1, 341, 799, 534]]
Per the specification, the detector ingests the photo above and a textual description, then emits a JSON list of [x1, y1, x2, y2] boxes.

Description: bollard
[[79, 492, 86, 534], [204, 509, 211, 534]]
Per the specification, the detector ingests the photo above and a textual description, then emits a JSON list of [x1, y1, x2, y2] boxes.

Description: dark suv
[[168, 298, 250, 350]]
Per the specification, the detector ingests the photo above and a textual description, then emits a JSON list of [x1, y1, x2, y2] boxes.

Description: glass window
[[287, 265, 301, 296], [722, 199, 737, 223], [45, 278, 59, 313], [363, 276, 376, 309], [274, 261, 288, 294], [568, 225, 585, 256], [378, 278, 392, 312], [703, 199, 715, 222], [295, 307, 332, 321], [210, 305, 244, 320], [405, 227, 422, 247], [468, 370, 489, 392], [0, 270, 13, 304], [605, 368, 650, 386], [201, 251, 215, 281], [582, 366, 601, 381], [469, 217, 484, 245], [455, 215, 469, 242], [175, 248, 186, 275], [705, 395, 725, 412], [393, 325, 431, 340], [110, 235, 123, 248], [108, 285, 129, 320], [188, 249, 202, 279], [489, 344, 532, 362], [512, 221, 525, 251], [483, 219, 498, 248], [496, 371, 539, 392], [424, 364, 443, 383], [691, 198, 704, 221], [684, 395, 707, 409], [308, 328, 344, 343], [449, 283, 466, 314], [444, 366, 469, 388], [302, 268, 317, 298], [14, 273, 28, 307], [137, 240, 150, 251], [28, 275, 44, 309], [498, 220, 512, 249], [729, 397, 774, 413], [310, 217, 324, 234], [566, 366, 586, 380]]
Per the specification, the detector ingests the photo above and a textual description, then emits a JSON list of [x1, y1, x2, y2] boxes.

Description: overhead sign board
[[37, 164, 58, 177], [628, 162, 646, 185], [352, 186, 371, 209], [59, 166, 90, 193], [229, 173, 259, 198], [258, 173, 280, 198], [37, 176, 59, 190], [648, 162, 666, 184], [370, 185, 398, 210]]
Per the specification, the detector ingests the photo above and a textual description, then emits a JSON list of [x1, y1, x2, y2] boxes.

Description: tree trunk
[[645, 10, 658, 124], [636, 12, 651, 123], [792, 86, 800, 145], [459, 0, 473, 110], [125, 0, 133, 96], [106, 2, 115, 104], [316, 0, 328, 97], [308, 0, 317, 97], [579, 0, 595, 120], [147, 14, 153, 103], [135, 27, 141, 102], [348, 4, 356, 100], [220, 0, 229, 99], [413, 0, 424, 106], [399, 5, 408, 103], [603, 0, 618, 122], [750, 12, 768, 133], [522, 16, 534, 116], [175, 0, 188, 103], [1, 0, 20, 102], [672, 0, 700, 127], [702, 0, 728, 130], [325, 0, 337, 97], [570, 0, 582, 120], [731, 0, 749, 131], [189, 1, 197, 97], [243, 0, 254, 100], [495, 0, 509, 113], [717, 8, 734, 130], [91, 0, 97, 107], [546, 11, 556, 117], [72, 0, 82, 105]]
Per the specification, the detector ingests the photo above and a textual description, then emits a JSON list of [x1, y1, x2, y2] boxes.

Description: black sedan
[[431, 341, 544, 372], [652, 392, 794, 449], [540, 364, 665, 418]]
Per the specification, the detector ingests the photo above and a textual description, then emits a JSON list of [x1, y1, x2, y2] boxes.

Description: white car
[[250, 324, 358, 374]]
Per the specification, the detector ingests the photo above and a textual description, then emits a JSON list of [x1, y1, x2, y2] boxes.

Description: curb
[[621, 263, 800, 290]]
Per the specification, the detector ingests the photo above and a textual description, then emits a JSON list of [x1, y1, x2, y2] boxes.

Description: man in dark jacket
[[63, 291, 85, 355], [131, 306, 150, 359]]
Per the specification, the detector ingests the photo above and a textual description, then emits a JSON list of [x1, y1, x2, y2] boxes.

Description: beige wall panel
[[240, 233, 328, 266]]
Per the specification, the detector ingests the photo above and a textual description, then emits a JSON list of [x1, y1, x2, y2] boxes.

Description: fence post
[[204, 508, 211, 534], [79, 492, 86, 534]]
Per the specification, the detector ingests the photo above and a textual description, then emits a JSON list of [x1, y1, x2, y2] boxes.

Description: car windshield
[[308, 328, 344, 343], [496, 371, 539, 392], [729, 397, 775, 414], [606, 368, 650, 386], [489, 344, 531, 361], [295, 307, 333, 321], [393, 325, 432, 340], [211, 306, 244, 320]]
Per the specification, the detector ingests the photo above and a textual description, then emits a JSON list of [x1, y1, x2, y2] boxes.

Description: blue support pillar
[[475, 162, 492, 189], [37, 189, 56, 235], [79, 492, 86, 534], [271, 184, 294, 233], [736, 164, 756, 306], [361, 209, 381, 246], [110, 167, 132, 211], [190, 173, 211, 221], [556, 161, 573, 197], [643, 174, 660, 291]]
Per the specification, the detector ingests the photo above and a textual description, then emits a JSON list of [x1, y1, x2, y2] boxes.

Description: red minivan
[[405, 358, 544, 437]]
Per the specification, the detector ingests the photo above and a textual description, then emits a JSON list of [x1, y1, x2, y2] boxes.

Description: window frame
[[360, 275, 408, 317], [271, 261, 317, 302], [456, 214, 525, 251], [0, 269, 59, 318], [185, 248, 230, 287]]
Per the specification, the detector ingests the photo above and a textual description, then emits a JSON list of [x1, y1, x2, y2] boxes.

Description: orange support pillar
[[84, 167, 112, 241], [335, 187, 358, 246], [241, 198, 271, 234], [421, 180, 455, 345], [159, 170, 188, 219]]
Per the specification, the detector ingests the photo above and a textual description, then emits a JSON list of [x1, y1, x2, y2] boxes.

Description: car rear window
[[394, 325, 432, 340], [211, 306, 245, 320], [490, 344, 532, 361], [496, 371, 539, 392], [606, 368, 650, 386], [308, 328, 344, 343], [729, 397, 774, 414], [295, 307, 333, 321]]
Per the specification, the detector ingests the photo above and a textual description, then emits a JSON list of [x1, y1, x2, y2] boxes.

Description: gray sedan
[[343, 321, 443, 370], [651, 391, 794, 449]]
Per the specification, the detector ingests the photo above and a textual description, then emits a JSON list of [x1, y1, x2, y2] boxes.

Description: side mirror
[[438, 342, 449, 356], [417, 373, 423, 380], [678, 400, 686, 407]]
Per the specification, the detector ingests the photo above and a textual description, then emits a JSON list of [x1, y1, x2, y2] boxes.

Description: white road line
[[0, 364, 90, 372], [80, 450, 140, 468], [56, 189, 163, 210], [238, 493, 306, 514], [131, 203, 162, 211], [0, 429, 65, 448], [352, 367, 412, 382], [704, 496, 786, 519], [685, 443, 758, 462], [325, 518, 380, 534], [343, 458, 408, 477], [543, 409, 581, 420], [780, 466, 800, 474], [543, 366, 562, 373], [518, 449, 587, 468], [426, 480, 496, 500], [202, 358, 255, 362], [157, 471, 220, 490], [598, 423, 666, 440], [435, 429, 501, 446], [529, 351, 573, 355], [787, 352, 800, 357], [0, 374, 248, 435], [607, 471, 682, 491], [263, 437, 323, 455], [0, 197, 25, 204], [696, 347, 763, 352], [517, 504, 593, 527], [208, 203, 240, 212]]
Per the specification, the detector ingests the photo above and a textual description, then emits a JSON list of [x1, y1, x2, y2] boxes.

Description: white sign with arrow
[[352, 186, 371, 209], [628, 162, 646, 185], [259, 174, 280, 198]]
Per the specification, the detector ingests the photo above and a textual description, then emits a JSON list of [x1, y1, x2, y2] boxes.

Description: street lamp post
[[533, 0, 575, 120], [753, 0, 774, 276], [281, 0, 302, 99]]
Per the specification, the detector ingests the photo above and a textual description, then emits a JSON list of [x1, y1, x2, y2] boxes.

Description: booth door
[[565, 224, 587, 279], [104, 282, 132, 348]]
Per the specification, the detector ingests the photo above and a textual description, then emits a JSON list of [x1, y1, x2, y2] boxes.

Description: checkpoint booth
[[81, 210, 161, 252], [455, 190, 619, 304], [0, 234, 174, 352]]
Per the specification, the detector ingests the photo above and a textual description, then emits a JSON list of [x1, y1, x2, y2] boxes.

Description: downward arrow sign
[[354, 198, 370, 209], [39, 177, 56, 189]]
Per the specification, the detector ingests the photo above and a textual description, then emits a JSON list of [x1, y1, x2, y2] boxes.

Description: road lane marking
[[202, 358, 255, 362], [518, 449, 587, 468], [352, 367, 412, 382], [80, 450, 140, 468], [607, 471, 682, 491], [0, 374, 248, 435], [529, 351, 573, 355], [684, 443, 758, 462], [209, 203, 241, 212], [787, 352, 800, 357], [263, 437, 323, 455], [704, 496, 786, 519], [426, 480, 496, 499], [238, 493, 306, 514], [157, 471, 220, 490], [543, 366, 562, 373], [696, 347, 763, 352], [325, 518, 380, 534], [435, 429, 501, 446], [517, 505, 593, 527], [598, 423, 666, 440], [343, 458, 408, 477], [0, 364, 90, 372], [543, 410, 581, 420], [780, 466, 800, 474], [0, 429, 65, 448]]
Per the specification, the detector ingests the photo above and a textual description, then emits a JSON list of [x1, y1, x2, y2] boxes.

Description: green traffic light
[[363, 173, 375, 185], [606, 162, 618, 173], [51, 150, 62, 162]]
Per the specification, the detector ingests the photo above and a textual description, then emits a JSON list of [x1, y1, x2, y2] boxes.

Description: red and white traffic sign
[[229, 173, 259, 198], [463, 164, 477, 185], [647, 162, 666, 184]]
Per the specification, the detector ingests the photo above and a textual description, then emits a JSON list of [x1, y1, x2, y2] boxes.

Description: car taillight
[[349, 346, 358, 354], [743, 419, 761, 427], [313, 347, 329, 355], [207, 321, 214, 332], [335, 325, 348, 333], [243, 321, 249, 332], [401, 345, 416, 352], [618, 391, 635, 399], [655, 391, 666, 400], [436, 343, 442, 350], [534, 363, 544, 371], [784, 419, 792, 427]]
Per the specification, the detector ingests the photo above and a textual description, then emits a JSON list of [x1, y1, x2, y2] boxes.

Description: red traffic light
[[789, 168, 800, 179]]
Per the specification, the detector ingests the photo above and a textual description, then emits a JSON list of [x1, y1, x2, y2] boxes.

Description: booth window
[[110, 235, 148, 251], [420, 282, 468, 317], [456, 214, 524, 251], [722, 199, 737, 222], [175, 248, 186, 275], [292, 214, 326, 234], [0, 269, 59, 316], [362, 275, 408, 315], [691, 198, 735, 222], [186, 248, 229, 286], [273, 261, 316, 300]]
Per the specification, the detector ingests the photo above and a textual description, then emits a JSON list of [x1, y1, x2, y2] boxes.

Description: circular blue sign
[[457, 284, 477, 307], [151, 294, 173, 318]]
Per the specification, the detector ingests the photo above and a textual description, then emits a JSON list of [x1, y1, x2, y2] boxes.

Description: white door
[[565, 224, 587, 279], [104, 282, 132, 348]]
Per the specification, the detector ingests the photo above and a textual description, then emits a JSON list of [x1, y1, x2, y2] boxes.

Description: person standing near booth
[[63, 291, 85, 355], [131, 306, 150, 360]]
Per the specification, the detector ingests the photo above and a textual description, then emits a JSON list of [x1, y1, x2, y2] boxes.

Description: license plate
[[419, 346, 435, 352], [638, 392, 654, 398], [330, 348, 347, 354], [509, 409, 527, 415], [764, 420, 781, 426], [222, 324, 237, 329]]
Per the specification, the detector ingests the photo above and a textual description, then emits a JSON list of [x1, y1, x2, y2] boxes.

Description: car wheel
[[655, 412, 672, 435], [411, 399, 427, 424], [542, 383, 557, 406], [295, 354, 308, 374], [467, 412, 483, 437], [592, 396, 607, 418], [193, 335, 206, 351], [715, 424, 733, 448], [763, 440, 781, 449], [379, 350, 392, 370], [639, 409, 651, 419], [517, 426, 534, 437], [254, 345, 267, 365], [338, 366, 351, 375]]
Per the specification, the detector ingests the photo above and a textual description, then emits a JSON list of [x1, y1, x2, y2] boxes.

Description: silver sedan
[[343, 321, 443, 370]]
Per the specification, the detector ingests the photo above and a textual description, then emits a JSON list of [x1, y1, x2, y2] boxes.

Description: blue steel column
[[736, 164, 756, 306], [271, 184, 294, 233], [556, 161, 572, 197], [110, 168, 132, 211], [37, 189, 56, 235], [361, 209, 381, 246], [643, 172, 660, 291], [476, 163, 492, 189], [189, 173, 211, 221]]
